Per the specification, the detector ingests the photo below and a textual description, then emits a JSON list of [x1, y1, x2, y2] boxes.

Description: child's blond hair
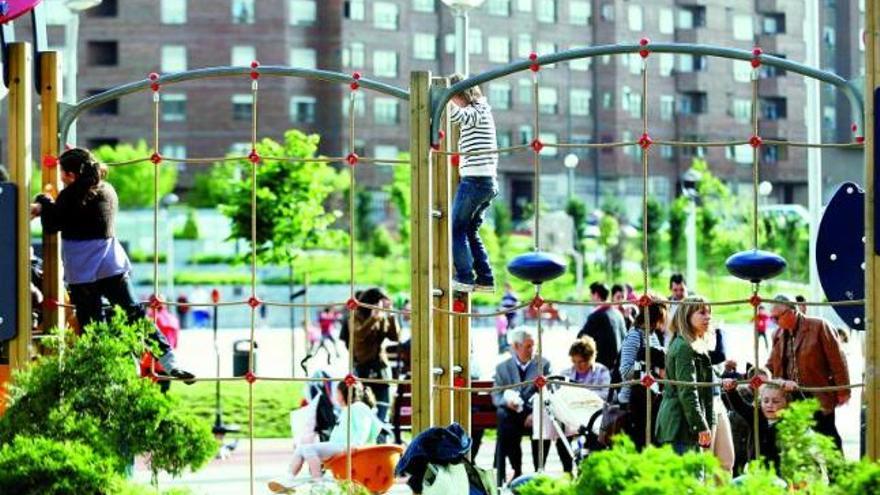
[[448, 73, 483, 104]]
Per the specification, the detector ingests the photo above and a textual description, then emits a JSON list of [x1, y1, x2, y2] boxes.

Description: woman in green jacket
[[655, 296, 715, 453]]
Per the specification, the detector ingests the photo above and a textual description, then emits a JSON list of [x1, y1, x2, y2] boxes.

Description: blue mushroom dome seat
[[507, 251, 568, 285], [725, 249, 787, 283]]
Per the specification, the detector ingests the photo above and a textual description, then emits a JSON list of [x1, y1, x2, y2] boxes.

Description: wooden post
[[432, 77, 453, 425], [8, 42, 33, 374], [865, 0, 880, 460], [39, 51, 64, 333], [410, 71, 434, 435]]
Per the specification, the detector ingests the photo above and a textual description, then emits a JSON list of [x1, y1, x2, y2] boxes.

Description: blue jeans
[[452, 177, 498, 285]]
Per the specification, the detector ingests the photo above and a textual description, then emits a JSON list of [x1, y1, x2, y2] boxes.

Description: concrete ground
[[136, 321, 865, 493]]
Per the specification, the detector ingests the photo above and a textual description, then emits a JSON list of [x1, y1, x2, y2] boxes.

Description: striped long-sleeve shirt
[[448, 97, 498, 177], [618, 327, 662, 404]]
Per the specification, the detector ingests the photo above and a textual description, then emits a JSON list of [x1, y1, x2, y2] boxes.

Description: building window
[[374, 97, 399, 124], [86, 89, 118, 115], [85, 0, 117, 17], [161, 45, 186, 72], [373, 50, 398, 77], [760, 97, 787, 120], [469, 29, 483, 55], [290, 96, 317, 123], [659, 8, 673, 34], [289, 0, 316, 26], [518, 78, 532, 104], [232, 0, 255, 24], [600, 4, 614, 21], [677, 6, 706, 29], [161, 144, 186, 160], [536, 41, 556, 67], [413, 33, 436, 60], [625, 53, 641, 75], [413, 0, 434, 12], [822, 105, 836, 129], [87, 41, 118, 66], [487, 0, 510, 16], [678, 54, 707, 72], [374, 2, 399, 30], [569, 46, 591, 71], [602, 92, 613, 109], [497, 131, 512, 148], [627, 5, 642, 31], [538, 132, 557, 156], [733, 15, 753, 41], [345, 0, 365, 19], [229, 142, 252, 156], [762, 142, 787, 163], [822, 26, 836, 47], [725, 144, 752, 164], [678, 92, 707, 115], [161, 93, 187, 122], [488, 37, 510, 63], [375, 145, 400, 160], [569, 1, 590, 25], [488, 82, 512, 110], [517, 34, 532, 59], [659, 53, 674, 76], [762, 13, 785, 34], [290, 48, 317, 69], [517, 0, 532, 11], [734, 60, 752, 82], [231, 45, 256, 67], [659, 95, 675, 121], [232, 94, 253, 120], [570, 89, 591, 116], [536, 0, 555, 23], [160, 0, 186, 24], [538, 86, 558, 114], [731, 99, 751, 124], [660, 145, 674, 159], [621, 87, 641, 119], [341, 91, 366, 117], [519, 125, 533, 144], [87, 138, 119, 149], [343, 42, 365, 68]]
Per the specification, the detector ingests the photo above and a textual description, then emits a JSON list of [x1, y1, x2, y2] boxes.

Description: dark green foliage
[[174, 209, 200, 240], [493, 201, 514, 254], [355, 189, 375, 244], [93, 141, 178, 209], [0, 312, 216, 479], [667, 196, 688, 270], [776, 399, 844, 489], [370, 225, 394, 258], [385, 156, 411, 247], [565, 198, 588, 249], [643, 197, 666, 276]]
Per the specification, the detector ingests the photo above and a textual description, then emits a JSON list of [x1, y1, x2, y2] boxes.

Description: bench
[[390, 379, 497, 446]]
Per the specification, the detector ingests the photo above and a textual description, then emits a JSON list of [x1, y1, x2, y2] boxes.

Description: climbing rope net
[[41, 40, 867, 493]]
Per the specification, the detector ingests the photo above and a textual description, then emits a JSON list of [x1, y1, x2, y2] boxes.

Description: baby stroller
[[290, 370, 337, 446], [532, 376, 609, 473]]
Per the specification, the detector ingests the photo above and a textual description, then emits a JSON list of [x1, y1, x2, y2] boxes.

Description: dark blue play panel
[[816, 182, 864, 330]]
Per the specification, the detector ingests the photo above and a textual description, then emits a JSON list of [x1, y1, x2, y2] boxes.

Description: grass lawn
[[170, 381, 304, 438]]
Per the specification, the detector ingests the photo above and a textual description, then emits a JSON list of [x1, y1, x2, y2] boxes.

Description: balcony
[[675, 72, 709, 92], [674, 29, 708, 45], [757, 121, 789, 140], [755, 34, 782, 53], [755, 0, 783, 14], [757, 77, 785, 95]]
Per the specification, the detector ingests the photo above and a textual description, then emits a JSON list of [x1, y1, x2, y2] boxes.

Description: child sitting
[[447, 73, 499, 294]]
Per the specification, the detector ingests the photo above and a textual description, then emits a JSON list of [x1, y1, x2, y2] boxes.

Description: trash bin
[[233, 339, 257, 377]]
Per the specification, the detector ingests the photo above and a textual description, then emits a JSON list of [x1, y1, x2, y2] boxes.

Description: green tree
[[384, 155, 411, 246], [220, 130, 348, 265], [355, 189, 376, 245], [174, 209, 200, 240], [642, 197, 666, 277], [668, 196, 688, 270], [565, 197, 588, 250], [601, 197, 626, 277], [598, 213, 620, 280], [493, 201, 513, 254], [93, 140, 178, 209]]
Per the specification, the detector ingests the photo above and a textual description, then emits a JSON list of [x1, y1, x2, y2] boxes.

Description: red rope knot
[[530, 139, 544, 153], [250, 60, 260, 80], [749, 135, 763, 148], [529, 294, 545, 311], [637, 294, 652, 308], [528, 52, 540, 72], [453, 299, 466, 313], [856, 136, 865, 144], [148, 72, 160, 92], [851, 122, 865, 143], [344, 374, 357, 387], [150, 152, 163, 165], [640, 374, 656, 389], [431, 129, 445, 151], [453, 376, 466, 388], [350, 71, 361, 91], [749, 374, 765, 390], [248, 148, 261, 164], [451, 154, 461, 167], [42, 154, 58, 168], [750, 47, 763, 68], [749, 294, 762, 308], [149, 295, 164, 310], [211, 289, 221, 304], [534, 375, 547, 390], [42, 298, 59, 311], [638, 133, 653, 150], [346, 298, 359, 311], [247, 296, 262, 309], [638, 37, 650, 58], [346, 152, 359, 166], [244, 371, 257, 384]]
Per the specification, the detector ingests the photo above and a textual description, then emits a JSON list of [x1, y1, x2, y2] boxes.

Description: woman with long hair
[[655, 296, 714, 453], [351, 287, 399, 422]]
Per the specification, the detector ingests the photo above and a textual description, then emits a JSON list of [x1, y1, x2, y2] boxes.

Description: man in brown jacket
[[766, 295, 850, 449]]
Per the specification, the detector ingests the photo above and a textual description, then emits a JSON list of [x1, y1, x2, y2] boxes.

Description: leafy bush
[[188, 252, 237, 265], [370, 225, 394, 258], [94, 140, 178, 209], [0, 312, 216, 478], [129, 250, 167, 263], [174, 209, 200, 240]]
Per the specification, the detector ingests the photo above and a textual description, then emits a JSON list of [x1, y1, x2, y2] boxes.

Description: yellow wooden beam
[[39, 51, 64, 333], [865, 0, 880, 460]]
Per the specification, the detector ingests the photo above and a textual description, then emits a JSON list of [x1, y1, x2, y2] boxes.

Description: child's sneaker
[[267, 477, 297, 493], [452, 280, 474, 293], [474, 283, 496, 293]]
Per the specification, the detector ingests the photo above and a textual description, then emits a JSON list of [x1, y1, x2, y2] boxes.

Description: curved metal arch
[[58, 66, 410, 145], [430, 42, 865, 144]]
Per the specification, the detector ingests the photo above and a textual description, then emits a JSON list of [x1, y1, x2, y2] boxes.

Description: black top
[[724, 387, 781, 473], [578, 307, 627, 369], [36, 182, 117, 240]]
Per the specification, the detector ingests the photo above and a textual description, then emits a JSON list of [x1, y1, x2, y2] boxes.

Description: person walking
[[577, 282, 627, 369]]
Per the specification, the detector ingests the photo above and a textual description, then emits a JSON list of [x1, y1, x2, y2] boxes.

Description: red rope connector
[[637, 294, 652, 307], [346, 152, 359, 166], [638, 37, 650, 58], [750, 47, 763, 68], [749, 374, 765, 390], [346, 298, 359, 311], [530, 139, 544, 153], [749, 294, 762, 308], [211, 289, 221, 304], [250, 60, 260, 80], [149, 295, 164, 310], [351, 71, 361, 91], [749, 135, 763, 148], [247, 296, 262, 309], [534, 375, 547, 390], [150, 152, 163, 165], [451, 154, 460, 167], [640, 374, 656, 389], [453, 376, 466, 388], [344, 374, 357, 387], [856, 136, 865, 144], [453, 299, 466, 313], [248, 148, 261, 164], [528, 52, 540, 72], [43, 298, 59, 311], [530, 294, 545, 311], [42, 154, 58, 168], [638, 133, 653, 150], [245, 371, 257, 384], [148, 72, 160, 92]]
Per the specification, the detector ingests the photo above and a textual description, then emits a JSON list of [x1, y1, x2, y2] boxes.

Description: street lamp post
[[63, 0, 104, 146], [161, 193, 179, 298], [681, 168, 702, 293], [441, 0, 486, 76], [564, 153, 579, 202]]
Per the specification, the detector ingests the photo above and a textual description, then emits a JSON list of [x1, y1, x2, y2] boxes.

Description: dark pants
[[624, 389, 660, 451], [814, 409, 843, 451], [535, 438, 574, 474], [452, 177, 497, 285], [495, 407, 546, 486], [68, 273, 173, 358]]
